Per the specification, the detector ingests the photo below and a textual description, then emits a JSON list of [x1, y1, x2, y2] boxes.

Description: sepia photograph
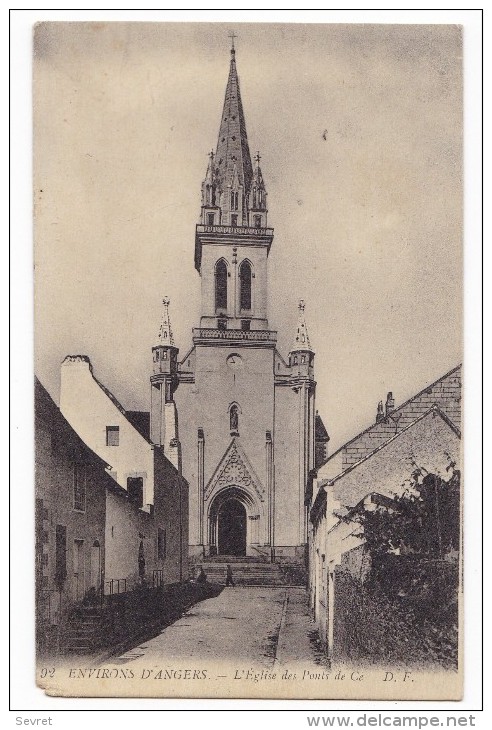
[[31, 20, 465, 701]]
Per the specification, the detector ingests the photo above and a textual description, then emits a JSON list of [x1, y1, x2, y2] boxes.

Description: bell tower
[[194, 41, 273, 332], [171, 38, 324, 568]]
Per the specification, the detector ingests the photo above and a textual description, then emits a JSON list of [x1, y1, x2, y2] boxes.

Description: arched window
[[239, 260, 252, 311], [215, 259, 228, 312], [230, 404, 239, 434]]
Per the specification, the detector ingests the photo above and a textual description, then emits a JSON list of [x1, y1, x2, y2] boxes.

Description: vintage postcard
[[33, 22, 463, 700]]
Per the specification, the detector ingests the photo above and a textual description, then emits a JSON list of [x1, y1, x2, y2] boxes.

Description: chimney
[[385, 391, 395, 417], [376, 400, 385, 423]]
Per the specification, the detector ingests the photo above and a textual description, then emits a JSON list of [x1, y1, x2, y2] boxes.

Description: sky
[[33, 22, 463, 453]]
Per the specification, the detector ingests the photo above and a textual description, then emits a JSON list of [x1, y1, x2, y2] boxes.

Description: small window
[[218, 317, 227, 331], [240, 319, 251, 331], [254, 214, 262, 228], [158, 528, 167, 560], [127, 477, 144, 509], [293, 356, 298, 365], [73, 464, 87, 512], [207, 212, 215, 226], [301, 355, 306, 364], [106, 426, 119, 447], [231, 214, 238, 228]]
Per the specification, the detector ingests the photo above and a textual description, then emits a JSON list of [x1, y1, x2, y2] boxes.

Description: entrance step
[[197, 559, 306, 587], [60, 609, 111, 654], [203, 555, 265, 563]]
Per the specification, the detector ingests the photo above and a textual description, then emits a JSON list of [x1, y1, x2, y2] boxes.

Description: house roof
[[125, 411, 151, 441], [315, 412, 330, 442], [320, 404, 460, 489], [310, 404, 461, 521], [318, 364, 461, 469], [36, 377, 139, 499], [89, 369, 153, 445], [36, 377, 110, 468]]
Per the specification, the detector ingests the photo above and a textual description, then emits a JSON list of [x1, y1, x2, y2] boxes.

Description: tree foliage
[[344, 465, 461, 668], [357, 466, 460, 561]]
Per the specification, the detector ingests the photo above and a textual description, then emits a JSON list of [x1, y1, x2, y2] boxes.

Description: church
[[150, 42, 328, 568]]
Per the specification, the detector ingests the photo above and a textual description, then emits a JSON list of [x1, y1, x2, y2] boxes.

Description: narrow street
[[109, 586, 326, 669]]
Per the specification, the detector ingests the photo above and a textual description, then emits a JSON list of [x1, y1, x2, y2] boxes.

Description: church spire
[[157, 296, 175, 347], [290, 299, 314, 354], [198, 38, 270, 232], [214, 36, 253, 206]]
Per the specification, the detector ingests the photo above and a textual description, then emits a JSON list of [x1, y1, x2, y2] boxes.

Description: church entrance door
[[218, 499, 246, 556]]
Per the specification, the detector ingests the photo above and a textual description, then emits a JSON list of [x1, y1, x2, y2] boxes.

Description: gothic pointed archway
[[208, 486, 260, 557], [218, 498, 246, 556]]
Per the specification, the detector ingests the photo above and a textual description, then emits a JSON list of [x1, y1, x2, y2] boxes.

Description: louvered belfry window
[[215, 259, 228, 311], [239, 260, 252, 311]]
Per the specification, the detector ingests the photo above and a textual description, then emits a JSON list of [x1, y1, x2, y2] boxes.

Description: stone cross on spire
[[157, 296, 175, 347], [291, 299, 314, 353]]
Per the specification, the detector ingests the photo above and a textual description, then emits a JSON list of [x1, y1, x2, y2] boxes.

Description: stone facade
[[150, 47, 328, 564]]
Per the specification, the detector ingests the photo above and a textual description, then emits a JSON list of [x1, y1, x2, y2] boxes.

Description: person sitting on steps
[[196, 567, 207, 584]]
